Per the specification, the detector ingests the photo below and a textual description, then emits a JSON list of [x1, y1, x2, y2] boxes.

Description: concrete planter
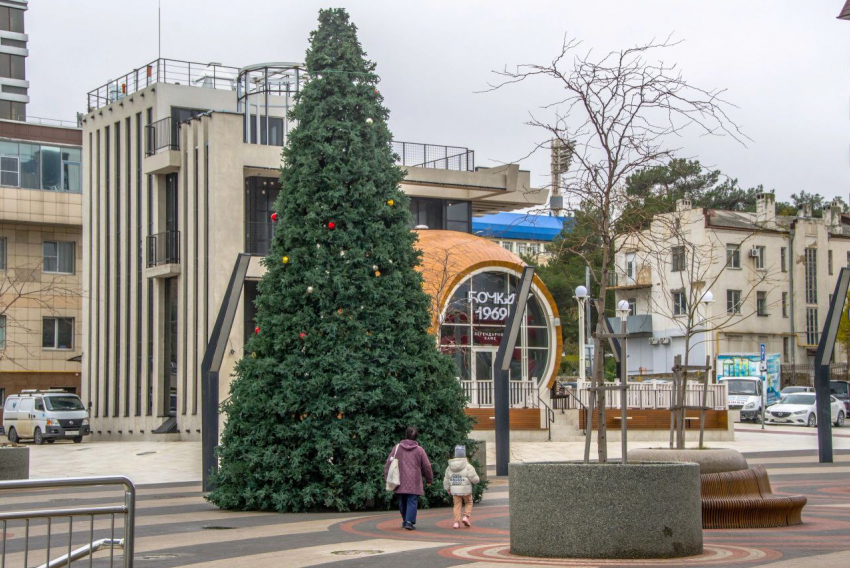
[[0, 446, 30, 480], [510, 461, 703, 559], [628, 448, 747, 474]]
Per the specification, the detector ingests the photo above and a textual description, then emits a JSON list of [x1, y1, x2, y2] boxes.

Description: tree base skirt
[[628, 448, 748, 474], [509, 461, 703, 559], [0, 447, 29, 480]]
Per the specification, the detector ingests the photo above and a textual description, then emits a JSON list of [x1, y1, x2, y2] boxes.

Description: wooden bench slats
[[465, 408, 543, 430], [578, 409, 728, 430]]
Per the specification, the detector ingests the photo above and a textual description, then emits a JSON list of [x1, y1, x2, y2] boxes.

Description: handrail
[[538, 394, 555, 441], [0, 476, 135, 568]]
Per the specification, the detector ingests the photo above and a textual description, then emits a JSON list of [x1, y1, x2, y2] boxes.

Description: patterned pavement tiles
[[1, 450, 849, 567]]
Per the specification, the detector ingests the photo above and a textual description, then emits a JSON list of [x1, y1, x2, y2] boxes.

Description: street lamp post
[[701, 290, 714, 382], [575, 286, 589, 381], [616, 299, 631, 462]]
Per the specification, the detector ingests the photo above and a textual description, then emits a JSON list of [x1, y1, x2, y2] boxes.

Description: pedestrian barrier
[[0, 476, 135, 567]]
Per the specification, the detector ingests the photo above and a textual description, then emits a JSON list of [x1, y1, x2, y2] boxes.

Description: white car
[[764, 393, 845, 428]]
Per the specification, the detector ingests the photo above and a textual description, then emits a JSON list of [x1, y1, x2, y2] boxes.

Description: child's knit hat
[[454, 445, 466, 458]]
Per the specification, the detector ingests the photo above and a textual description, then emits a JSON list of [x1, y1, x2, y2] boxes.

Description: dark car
[[830, 380, 850, 412]]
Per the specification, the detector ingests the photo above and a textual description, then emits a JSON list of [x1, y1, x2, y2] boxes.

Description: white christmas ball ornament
[[307, 286, 314, 294], [366, 118, 374, 125]]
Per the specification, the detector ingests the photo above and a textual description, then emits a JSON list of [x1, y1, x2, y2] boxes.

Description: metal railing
[[146, 230, 180, 267], [461, 380, 539, 408], [392, 141, 474, 172], [607, 264, 652, 288], [245, 221, 276, 256], [145, 117, 178, 156], [0, 476, 135, 568], [552, 381, 727, 410], [87, 58, 239, 111], [538, 394, 555, 441]]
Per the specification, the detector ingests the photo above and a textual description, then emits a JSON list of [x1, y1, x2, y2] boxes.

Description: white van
[[718, 376, 763, 422], [3, 390, 90, 444]]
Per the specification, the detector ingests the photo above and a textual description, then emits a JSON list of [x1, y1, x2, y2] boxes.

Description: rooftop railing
[[87, 58, 239, 111], [392, 141, 475, 172]]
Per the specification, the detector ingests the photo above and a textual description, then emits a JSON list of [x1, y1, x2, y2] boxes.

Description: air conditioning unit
[[649, 338, 660, 345], [660, 337, 671, 345], [749, 247, 760, 258]]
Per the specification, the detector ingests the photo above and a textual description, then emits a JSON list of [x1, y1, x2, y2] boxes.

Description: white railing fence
[[461, 379, 540, 408], [554, 381, 727, 411]]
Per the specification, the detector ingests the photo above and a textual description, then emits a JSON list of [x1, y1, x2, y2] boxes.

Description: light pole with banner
[[760, 343, 767, 430], [575, 286, 589, 381], [494, 266, 536, 476]]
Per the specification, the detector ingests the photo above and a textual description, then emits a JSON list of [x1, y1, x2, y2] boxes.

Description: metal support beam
[[814, 267, 850, 463], [494, 266, 535, 476], [201, 254, 251, 491]]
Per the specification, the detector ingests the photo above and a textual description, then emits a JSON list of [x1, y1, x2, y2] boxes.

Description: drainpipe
[[789, 223, 797, 374]]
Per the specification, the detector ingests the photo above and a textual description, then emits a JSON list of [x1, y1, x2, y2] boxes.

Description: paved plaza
[[1, 423, 849, 566]]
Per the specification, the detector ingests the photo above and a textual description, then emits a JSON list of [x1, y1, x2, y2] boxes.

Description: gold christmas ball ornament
[[282, 255, 290, 264], [387, 199, 394, 207], [374, 270, 381, 277], [251, 352, 257, 359], [307, 286, 314, 294]]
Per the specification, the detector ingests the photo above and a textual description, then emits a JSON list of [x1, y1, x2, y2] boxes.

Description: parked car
[[3, 390, 90, 444], [830, 380, 850, 412], [719, 376, 765, 421], [764, 393, 845, 428], [780, 386, 814, 397]]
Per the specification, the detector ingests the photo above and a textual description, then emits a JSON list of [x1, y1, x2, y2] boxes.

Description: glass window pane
[[58, 242, 75, 273], [9, 8, 23, 33], [471, 272, 508, 324], [61, 148, 82, 162], [528, 349, 549, 384], [43, 318, 56, 348], [527, 325, 548, 347], [20, 143, 39, 189], [0, 315, 6, 349], [446, 200, 469, 222], [0, 140, 18, 156], [473, 327, 504, 346], [440, 325, 470, 347], [57, 318, 74, 349], [451, 348, 470, 380], [63, 161, 81, 193], [525, 293, 546, 326], [41, 146, 61, 190], [10, 54, 23, 80], [43, 241, 57, 272], [474, 351, 494, 381], [509, 348, 523, 381]]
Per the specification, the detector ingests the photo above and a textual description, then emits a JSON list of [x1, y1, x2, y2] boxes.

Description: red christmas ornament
[[254, 326, 260, 335], [327, 221, 336, 230], [270, 212, 278, 222], [299, 332, 307, 340], [374, 88, 379, 94]]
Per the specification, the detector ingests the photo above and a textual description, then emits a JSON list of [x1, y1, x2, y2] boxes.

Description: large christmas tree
[[208, 8, 480, 513]]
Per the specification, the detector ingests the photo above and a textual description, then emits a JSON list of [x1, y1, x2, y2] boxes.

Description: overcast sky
[[27, 1, 850, 203]]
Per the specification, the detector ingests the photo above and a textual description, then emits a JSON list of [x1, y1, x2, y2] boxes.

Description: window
[[628, 298, 637, 316], [0, 53, 25, 80], [805, 247, 817, 304], [757, 291, 767, 316], [62, 148, 82, 193], [517, 243, 527, 255], [754, 246, 765, 270], [43, 241, 75, 274], [0, 155, 18, 186], [529, 243, 540, 255], [671, 246, 686, 272], [43, 317, 74, 350], [806, 307, 819, 345], [828, 250, 833, 275], [673, 290, 687, 316], [0, 236, 5, 270], [626, 253, 636, 280], [847, 251, 850, 268], [0, 6, 25, 33], [780, 247, 787, 272], [726, 244, 740, 269], [35, 398, 44, 412], [445, 200, 470, 233], [500, 241, 513, 252], [727, 289, 742, 314], [782, 292, 788, 318], [0, 314, 5, 349]]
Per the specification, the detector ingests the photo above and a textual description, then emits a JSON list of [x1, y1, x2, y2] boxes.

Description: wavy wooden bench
[[700, 465, 806, 529]]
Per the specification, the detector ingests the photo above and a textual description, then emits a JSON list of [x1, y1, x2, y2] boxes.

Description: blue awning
[[472, 212, 569, 242]]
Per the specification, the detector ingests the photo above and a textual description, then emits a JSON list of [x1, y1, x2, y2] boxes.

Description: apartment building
[[81, 59, 546, 440], [610, 193, 850, 378], [472, 211, 567, 265], [0, 0, 84, 414]]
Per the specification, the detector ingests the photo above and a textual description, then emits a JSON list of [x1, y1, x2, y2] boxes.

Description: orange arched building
[[415, 230, 562, 425]]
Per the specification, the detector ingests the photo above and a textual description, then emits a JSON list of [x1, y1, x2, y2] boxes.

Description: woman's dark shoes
[[403, 522, 415, 530]]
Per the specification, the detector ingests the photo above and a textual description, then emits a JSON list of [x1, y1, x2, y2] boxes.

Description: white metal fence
[[554, 381, 727, 411], [461, 380, 539, 408]]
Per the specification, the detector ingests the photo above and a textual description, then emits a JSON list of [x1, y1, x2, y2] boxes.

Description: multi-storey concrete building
[[0, 0, 84, 419], [610, 193, 850, 378], [81, 59, 547, 440]]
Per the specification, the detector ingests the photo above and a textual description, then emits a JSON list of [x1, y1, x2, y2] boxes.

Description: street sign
[[760, 343, 766, 362]]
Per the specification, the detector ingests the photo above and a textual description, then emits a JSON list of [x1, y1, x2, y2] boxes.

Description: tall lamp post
[[575, 286, 589, 381], [616, 299, 631, 462], [701, 290, 714, 382]]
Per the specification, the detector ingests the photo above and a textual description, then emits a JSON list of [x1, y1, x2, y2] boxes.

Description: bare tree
[[0, 261, 80, 368], [489, 36, 745, 463]]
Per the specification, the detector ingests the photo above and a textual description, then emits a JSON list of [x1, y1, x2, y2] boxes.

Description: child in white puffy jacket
[[442, 445, 480, 529]]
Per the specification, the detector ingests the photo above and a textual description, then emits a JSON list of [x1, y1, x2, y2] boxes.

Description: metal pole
[[494, 267, 536, 476], [577, 298, 586, 381], [264, 67, 269, 145], [123, 482, 135, 568], [620, 317, 628, 464]]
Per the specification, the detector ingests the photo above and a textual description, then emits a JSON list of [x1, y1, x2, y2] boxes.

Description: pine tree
[[207, 8, 482, 513]]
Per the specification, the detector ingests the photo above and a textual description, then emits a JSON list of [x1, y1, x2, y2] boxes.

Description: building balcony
[[146, 230, 180, 278], [392, 141, 474, 172], [607, 265, 652, 290]]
